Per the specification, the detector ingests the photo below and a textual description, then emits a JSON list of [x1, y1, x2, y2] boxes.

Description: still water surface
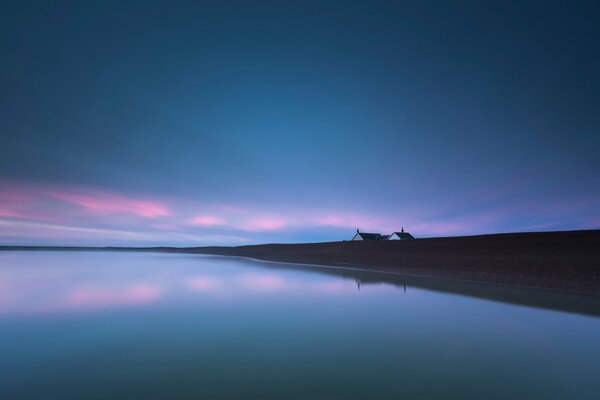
[[1, 251, 599, 399]]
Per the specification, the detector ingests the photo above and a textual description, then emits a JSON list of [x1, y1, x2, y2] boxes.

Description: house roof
[[379, 235, 390, 240], [391, 231, 415, 239], [357, 232, 382, 240]]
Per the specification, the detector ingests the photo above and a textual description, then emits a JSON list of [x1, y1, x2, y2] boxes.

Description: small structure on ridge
[[388, 227, 415, 240], [352, 229, 384, 241], [351, 227, 414, 241]]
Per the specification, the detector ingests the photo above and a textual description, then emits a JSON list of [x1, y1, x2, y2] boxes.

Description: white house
[[388, 228, 415, 240], [351, 227, 415, 241], [351, 229, 383, 241]]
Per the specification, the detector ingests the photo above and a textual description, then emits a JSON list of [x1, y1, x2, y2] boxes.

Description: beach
[[181, 230, 600, 295], [3, 230, 600, 295]]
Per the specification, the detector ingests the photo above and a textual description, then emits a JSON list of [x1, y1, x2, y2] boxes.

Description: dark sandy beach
[[3, 230, 600, 295], [181, 230, 600, 295]]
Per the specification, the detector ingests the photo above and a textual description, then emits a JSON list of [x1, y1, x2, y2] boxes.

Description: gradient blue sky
[[1, 0, 599, 246]]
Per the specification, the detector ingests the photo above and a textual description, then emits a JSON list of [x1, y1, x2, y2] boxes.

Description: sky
[[1, 0, 599, 246]]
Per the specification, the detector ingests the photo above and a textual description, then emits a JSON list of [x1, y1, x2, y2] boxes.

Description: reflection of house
[[351, 228, 414, 240], [388, 228, 415, 240]]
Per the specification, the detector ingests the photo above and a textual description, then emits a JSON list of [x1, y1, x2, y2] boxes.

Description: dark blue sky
[[1, 1, 599, 245]]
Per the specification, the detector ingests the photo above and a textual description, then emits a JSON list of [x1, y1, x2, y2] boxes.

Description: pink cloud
[[239, 216, 288, 231], [4, 178, 595, 246], [409, 221, 475, 236], [3, 180, 481, 240], [318, 215, 347, 227], [45, 190, 171, 218], [0, 181, 172, 221], [190, 215, 226, 226], [189, 208, 384, 234], [0, 188, 57, 221], [0, 207, 28, 219], [313, 213, 386, 230]]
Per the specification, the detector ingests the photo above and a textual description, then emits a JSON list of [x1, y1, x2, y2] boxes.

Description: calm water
[[1, 251, 599, 399]]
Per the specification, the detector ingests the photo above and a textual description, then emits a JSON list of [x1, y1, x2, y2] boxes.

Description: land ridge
[[2, 230, 600, 295]]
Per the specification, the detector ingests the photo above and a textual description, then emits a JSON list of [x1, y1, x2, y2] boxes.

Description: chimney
[[401, 227, 404, 233], [357, 228, 359, 233]]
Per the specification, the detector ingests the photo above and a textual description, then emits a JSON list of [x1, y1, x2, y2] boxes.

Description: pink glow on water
[[0, 251, 416, 316], [237, 273, 287, 291], [185, 275, 223, 291], [64, 284, 163, 310], [311, 280, 356, 294], [0, 282, 165, 315]]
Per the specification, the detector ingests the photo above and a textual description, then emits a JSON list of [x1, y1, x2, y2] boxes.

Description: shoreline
[[218, 253, 600, 318], [178, 230, 600, 296], [2, 229, 600, 296]]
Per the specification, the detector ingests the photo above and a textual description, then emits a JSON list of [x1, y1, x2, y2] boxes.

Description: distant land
[[2, 230, 599, 295]]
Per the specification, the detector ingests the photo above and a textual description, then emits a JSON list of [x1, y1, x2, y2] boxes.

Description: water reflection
[[1, 251, 599, 317], [64, 283, 163, 310], [184, 275, 223, 291], [0, 252, 401, 315], [241, 256, 600, 318], [1, 251, 600, 400]]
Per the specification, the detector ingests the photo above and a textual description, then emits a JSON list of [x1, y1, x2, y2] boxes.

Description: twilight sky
[[1, 0, 599, 246]]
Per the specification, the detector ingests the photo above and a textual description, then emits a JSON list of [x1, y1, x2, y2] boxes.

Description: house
[[388, 227, 415, 240], [351, 229, 383, 241], [351, 227, 415, 241]]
